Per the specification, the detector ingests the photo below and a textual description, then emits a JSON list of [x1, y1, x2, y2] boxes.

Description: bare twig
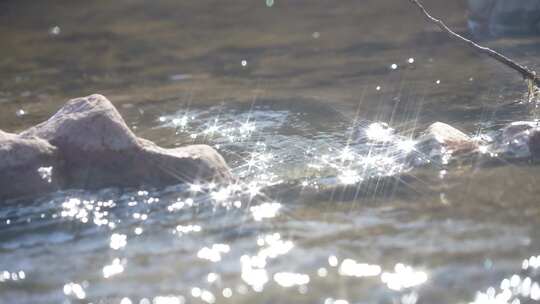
[[408, 0, 540, 88]]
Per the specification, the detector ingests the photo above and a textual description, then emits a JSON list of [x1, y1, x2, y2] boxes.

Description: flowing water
[[1, 1, 540, 303]]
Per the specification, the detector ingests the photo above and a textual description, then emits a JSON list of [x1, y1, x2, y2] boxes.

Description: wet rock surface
[[415, 122, 480, 163], [0, 130, 61, 199], [1, 94, 232, 200], [414, 121, 540, 163], [490, 121, 540, 159]]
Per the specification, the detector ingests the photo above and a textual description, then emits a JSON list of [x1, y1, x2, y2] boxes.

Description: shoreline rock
[[1, 94, 232, 201]]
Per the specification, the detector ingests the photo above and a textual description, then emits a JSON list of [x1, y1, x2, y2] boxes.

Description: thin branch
[[408, 0, 540, 88]]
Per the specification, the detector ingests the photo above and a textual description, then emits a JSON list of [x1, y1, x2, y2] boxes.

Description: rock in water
[[415, 122, 478, 164], [492, 121, 538, 159], [0, 94, 232, 200], [22, 94, 140, 152], [0, 130, 61, 199]]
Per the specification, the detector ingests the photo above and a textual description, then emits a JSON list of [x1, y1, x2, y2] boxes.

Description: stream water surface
[[1, 1, 540, 303]]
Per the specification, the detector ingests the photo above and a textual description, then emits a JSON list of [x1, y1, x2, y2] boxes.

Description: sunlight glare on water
[[3, 102, 535, 304], [273, 272, 310, 287], [103, 258, 126, 279], [109, 233, 127, 250], [2, 1, 540, 299], [468, 254, 540, 304], [380, 264, 428, 291], [364, 122, 395, 142], [197, 244, 231, 262], [338, 259, 382, 278], [250, 202, 281, 221]]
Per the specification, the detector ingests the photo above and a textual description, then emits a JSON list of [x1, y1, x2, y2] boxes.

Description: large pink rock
[[0, 94, 232, 200]]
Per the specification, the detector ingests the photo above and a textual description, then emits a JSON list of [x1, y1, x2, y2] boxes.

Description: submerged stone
[[491, 121, 539, 159], [1, 94, 232, 200]]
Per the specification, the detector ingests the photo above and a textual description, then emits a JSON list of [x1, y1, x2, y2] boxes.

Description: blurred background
[[1, 0, 539, 133]]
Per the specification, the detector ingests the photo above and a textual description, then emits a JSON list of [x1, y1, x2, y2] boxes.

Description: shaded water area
[[2, 0, 540, 303]]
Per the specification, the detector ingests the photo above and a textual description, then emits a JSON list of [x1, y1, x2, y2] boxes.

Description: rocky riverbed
[[3, 94, 539, 202]]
